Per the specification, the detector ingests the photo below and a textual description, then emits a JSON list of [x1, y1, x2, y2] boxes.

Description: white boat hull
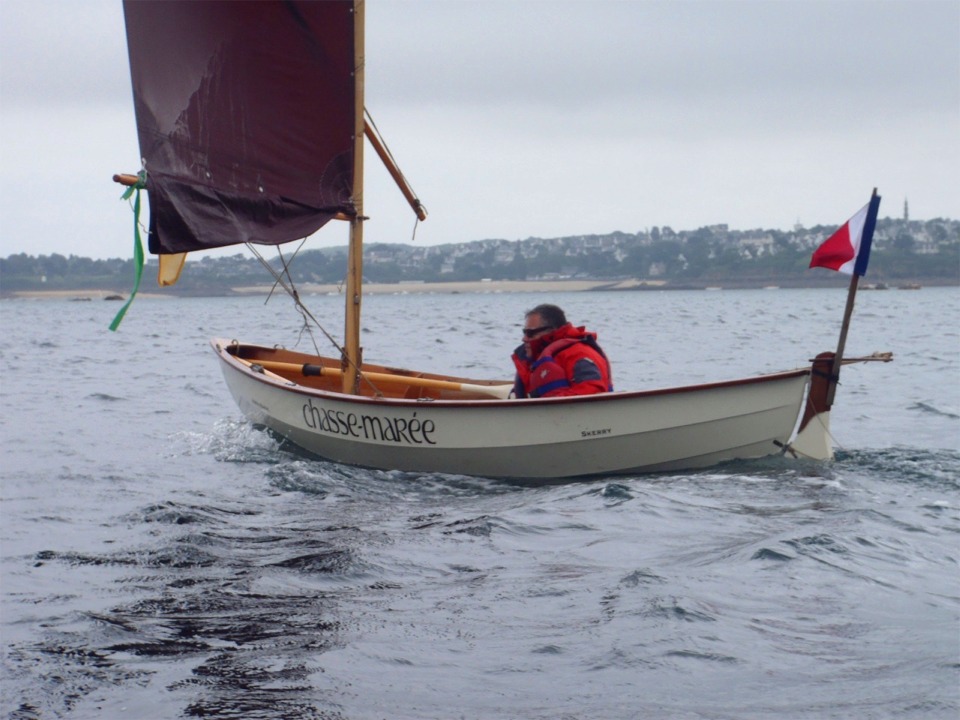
[[213, 340, 825, 480]]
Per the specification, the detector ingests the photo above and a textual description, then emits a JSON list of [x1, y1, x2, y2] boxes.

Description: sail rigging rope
[[801, 391, 845, 456], [260, 239, 316, 351], [244, 242, 388, 398], [239, 109, 435, 396], [245, 242, 329, 353], [779, 385, 845, 460]]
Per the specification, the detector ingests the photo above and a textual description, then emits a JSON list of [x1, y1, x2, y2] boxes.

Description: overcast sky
[[1, 0, 957, 260]]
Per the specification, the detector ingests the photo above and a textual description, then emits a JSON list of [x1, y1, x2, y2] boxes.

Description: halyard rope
[[245, 242, 386, 397]]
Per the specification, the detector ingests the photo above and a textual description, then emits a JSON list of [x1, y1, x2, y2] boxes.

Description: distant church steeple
[[904, 198, 909, 221]]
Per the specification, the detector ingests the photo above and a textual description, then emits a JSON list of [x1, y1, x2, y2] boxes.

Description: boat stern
[[789, 352, 835, 461]]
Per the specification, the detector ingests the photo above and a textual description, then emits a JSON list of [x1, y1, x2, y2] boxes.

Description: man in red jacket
[[511, 304, 613, 398]]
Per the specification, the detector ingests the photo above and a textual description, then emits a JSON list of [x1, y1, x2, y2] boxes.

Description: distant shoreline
[[3, 279, 659, 299], [234, 278, 667, 295], [4, 277, 954, 300], [4, 289, 173, 300]]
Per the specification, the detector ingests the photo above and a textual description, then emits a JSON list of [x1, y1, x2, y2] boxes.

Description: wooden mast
[[343, 0, 365, 394]]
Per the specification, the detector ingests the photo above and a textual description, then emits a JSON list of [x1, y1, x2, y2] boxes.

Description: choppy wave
[[3, 290, 959, 719], [6, 444, 958, 718], [910, 401, 960, 419]]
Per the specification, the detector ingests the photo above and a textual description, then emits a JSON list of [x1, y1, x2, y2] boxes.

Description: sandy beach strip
[[233, 278, 663, 295], [4, 289, 171, 300]]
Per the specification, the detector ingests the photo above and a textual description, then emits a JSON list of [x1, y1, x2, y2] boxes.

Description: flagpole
[[826, 187, 879, 406], [826, 272, 859, 406]]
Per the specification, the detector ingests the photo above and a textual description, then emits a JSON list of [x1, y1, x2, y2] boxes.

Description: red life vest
[[512, 326, 612, 399]]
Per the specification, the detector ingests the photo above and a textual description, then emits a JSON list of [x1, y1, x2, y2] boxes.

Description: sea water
[[1, 287, 958, 719]]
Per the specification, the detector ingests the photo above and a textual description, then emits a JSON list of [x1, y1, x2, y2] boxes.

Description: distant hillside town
[[2, 213, 957, 295]]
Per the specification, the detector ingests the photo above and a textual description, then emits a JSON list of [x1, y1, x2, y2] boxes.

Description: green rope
[[109, 172, 147, 331]]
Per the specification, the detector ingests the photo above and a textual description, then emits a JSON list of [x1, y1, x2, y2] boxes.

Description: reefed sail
[[122, 0, 357, 255]]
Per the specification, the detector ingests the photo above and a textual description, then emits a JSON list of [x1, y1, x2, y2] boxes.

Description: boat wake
[[5, 444, 958, 718]]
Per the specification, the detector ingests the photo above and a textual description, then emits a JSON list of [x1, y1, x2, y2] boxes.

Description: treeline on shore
[[3, 217, 957, 295]]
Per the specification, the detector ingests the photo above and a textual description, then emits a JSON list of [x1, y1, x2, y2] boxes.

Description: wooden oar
[[238, 357, 514, 400]]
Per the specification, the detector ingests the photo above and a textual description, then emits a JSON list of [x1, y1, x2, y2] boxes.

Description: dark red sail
[[122, 0, 356, 254]]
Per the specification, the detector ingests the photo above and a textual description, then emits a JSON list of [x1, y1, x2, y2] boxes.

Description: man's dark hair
[[527, 304, 567, 329]]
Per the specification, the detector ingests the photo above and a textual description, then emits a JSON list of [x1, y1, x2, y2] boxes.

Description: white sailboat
[[115, 1, 886, 481]]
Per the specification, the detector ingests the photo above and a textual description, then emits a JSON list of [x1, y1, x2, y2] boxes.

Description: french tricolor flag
[[809, 192, 882, 276]]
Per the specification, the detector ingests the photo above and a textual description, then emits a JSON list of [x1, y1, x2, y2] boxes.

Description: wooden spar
[[343, 0, 366, 395], [113, 173, 140, 187], [364, 120, 427, 221], [241, 358, 513, 399]]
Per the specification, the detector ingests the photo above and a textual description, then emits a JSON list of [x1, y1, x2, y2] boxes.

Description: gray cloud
[[1, 0, 129, 108], [369, 1, 957, 112], [1, 0, 957, 259]]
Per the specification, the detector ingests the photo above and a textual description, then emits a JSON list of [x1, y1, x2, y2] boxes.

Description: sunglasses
[[523, 325, 553, 338]]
